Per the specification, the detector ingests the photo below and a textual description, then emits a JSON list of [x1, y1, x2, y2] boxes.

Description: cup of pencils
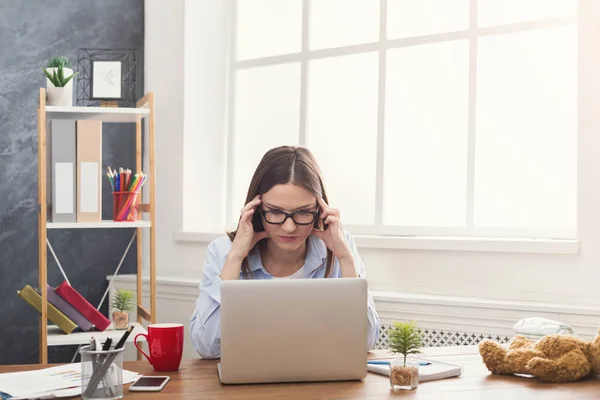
[[107, 167, 147, 222]]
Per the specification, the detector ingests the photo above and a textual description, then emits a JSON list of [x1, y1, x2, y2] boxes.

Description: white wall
[[145, 0, 208, 280], [144, 0, 600, 355]]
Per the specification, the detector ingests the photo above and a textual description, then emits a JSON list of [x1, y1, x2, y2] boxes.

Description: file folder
[[47, 120, 77, 223], [76, 120, 102, 222]]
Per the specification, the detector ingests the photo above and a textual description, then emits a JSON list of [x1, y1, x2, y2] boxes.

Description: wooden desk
[[2, 346, 599, 399]]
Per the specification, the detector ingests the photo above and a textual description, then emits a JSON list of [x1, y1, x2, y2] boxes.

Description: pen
[[114, 324, 134, 349], [84, 325, 134, 397], [88, 337, 114, 397], [368, 360, 431, 366], [102, 337, 115, 397]]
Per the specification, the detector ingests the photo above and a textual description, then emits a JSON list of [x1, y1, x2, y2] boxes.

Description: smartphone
[[128, 375, 170, 392], [252, 209, 265, 232]]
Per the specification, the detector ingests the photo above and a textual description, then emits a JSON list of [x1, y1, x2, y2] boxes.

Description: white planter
[[45, 67, 74, 90], [46, 86, 73, 106]]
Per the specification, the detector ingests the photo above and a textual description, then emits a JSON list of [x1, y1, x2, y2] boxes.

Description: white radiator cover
[[108, 275, 600, 360]]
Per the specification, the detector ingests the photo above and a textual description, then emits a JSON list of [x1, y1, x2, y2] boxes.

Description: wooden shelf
[[46, 106, 149, 123], [47, 220, 151, 229], [47, 322, 147, 346], [37, 89, 157, 364]]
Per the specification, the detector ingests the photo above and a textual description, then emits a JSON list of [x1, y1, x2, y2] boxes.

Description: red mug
[[134, 323, 184, 372]]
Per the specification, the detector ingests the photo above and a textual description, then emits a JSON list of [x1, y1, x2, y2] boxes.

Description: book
[[367, 358, 463, 382], [36, 284, 93, 332], [54, 281, 111, 331], [17, 285, 77, 334]]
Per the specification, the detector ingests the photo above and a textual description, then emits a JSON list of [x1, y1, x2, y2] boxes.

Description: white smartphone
[[128, 375, 170, 392]]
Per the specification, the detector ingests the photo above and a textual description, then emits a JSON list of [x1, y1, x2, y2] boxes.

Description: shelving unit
[[37, 89, 157, 364]]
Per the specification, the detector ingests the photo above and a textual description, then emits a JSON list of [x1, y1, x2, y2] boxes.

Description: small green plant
[[111, 288, 135, 312], [43, 64, 79, 87], [46, 55, 72, 69], [388, 320, 424, 367]]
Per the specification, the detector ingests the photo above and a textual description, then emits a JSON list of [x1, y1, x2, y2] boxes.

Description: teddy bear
[[479, 329, 600, 383]]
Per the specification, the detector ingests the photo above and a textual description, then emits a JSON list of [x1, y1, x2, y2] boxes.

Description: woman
[[190, 146, 380, 359]]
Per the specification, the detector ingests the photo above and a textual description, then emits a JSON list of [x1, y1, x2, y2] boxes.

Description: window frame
[[224, 0, 577, 240]]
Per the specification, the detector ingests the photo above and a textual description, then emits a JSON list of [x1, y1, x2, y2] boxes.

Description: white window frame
[[224, 0, 577, 240]]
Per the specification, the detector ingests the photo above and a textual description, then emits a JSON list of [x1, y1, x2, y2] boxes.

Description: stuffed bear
[[479, 329, 600, 383]]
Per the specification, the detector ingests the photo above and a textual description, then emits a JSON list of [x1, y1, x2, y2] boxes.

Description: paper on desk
[[0, 363, 141, 398]]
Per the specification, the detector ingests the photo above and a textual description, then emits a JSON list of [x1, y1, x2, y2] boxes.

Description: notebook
[[37, 284, 93, 331], [367, 358, 463, 382], [54, 281, 111, 331], [17, 285, 77, 334]]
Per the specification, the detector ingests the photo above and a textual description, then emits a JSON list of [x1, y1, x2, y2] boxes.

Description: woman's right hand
[[230, 195, 269, 260]]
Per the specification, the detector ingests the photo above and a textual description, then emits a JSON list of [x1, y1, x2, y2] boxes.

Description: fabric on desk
[[189, 232, 381, 359]]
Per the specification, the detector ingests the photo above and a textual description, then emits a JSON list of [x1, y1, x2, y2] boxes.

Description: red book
[[55, 281, 111, 331]]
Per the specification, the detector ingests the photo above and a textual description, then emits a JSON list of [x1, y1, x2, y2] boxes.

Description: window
[[226, 0, 577, 239]]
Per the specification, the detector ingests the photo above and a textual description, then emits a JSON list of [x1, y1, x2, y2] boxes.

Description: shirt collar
[[246, 235, 328, 273], [306, 234, 328, 270]]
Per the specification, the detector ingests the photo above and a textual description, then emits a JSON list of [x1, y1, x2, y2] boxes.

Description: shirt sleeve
[[343, 231, 381, 351], [189, 239, 227, 359]]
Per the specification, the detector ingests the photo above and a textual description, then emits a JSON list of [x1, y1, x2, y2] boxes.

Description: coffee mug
[[134, 323, 184, 372]]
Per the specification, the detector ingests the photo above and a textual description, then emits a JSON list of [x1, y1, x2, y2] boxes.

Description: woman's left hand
[[311, 197, 353, 262]]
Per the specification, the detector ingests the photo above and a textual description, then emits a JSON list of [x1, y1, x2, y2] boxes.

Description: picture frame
[[76, 48, 139, 107], [91, 60, 122, 100]]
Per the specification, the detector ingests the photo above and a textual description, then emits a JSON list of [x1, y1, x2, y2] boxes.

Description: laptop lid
[[219, 278, 369, 384]]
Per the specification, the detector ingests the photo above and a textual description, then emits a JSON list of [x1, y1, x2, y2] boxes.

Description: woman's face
[[260, 184, 318, 252]]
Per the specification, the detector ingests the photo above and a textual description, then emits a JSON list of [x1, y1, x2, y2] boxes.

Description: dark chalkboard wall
[[0, 0, 144, 364]]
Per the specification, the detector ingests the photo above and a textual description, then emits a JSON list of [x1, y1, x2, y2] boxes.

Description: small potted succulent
[[388, 320, 424, 390], [43, 56, 78, 106], [110, 288, 135, 330]]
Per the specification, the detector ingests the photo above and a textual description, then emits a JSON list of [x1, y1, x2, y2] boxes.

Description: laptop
[[217, 278, 369, 384]]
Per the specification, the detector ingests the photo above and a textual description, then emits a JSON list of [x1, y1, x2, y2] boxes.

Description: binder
[[55, 281, 111, 331], [76, 120, 102, 222], [17, 285, 77, 334], [47, 120, 77, 223]]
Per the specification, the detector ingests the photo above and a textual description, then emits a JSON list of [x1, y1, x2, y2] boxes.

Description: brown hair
[[227, 146, 334, 279]]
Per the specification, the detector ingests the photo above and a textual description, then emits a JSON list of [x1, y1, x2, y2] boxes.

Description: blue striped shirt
[[189, 232, 381, 359]]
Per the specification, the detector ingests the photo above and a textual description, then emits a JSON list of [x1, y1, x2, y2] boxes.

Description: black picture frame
[[77, 48, 139, 107]]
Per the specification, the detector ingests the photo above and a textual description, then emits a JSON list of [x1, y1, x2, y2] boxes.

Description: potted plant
[[388, 320, 424, 390], [110, 288, 135, 330], [43, 56, 78, 106]]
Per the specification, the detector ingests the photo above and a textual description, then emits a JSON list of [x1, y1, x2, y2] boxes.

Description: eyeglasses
[[260, 208, 319, 225]]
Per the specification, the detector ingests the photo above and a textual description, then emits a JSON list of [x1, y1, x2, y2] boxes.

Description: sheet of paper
[[0, 369, 75, 397], [0, 363, 141, 398]]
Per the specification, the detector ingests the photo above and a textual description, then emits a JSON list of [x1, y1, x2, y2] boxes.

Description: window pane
[[475, 27, 577, 230], [310, 0, 379, 50], [307, 53, 379, 225], [231, 63, 301, 221], [478, 0, 576, 27], [384, 40, 469, 227], [236, 0, 302, 61], [387, 0, 469, 39]]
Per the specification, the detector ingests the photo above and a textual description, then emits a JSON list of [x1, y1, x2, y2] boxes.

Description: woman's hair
[[227, 146, 334, 279]]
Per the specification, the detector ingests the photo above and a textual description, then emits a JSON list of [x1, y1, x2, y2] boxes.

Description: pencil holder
[[112, 191, 140, 222], [80, 345, 125, 399]]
